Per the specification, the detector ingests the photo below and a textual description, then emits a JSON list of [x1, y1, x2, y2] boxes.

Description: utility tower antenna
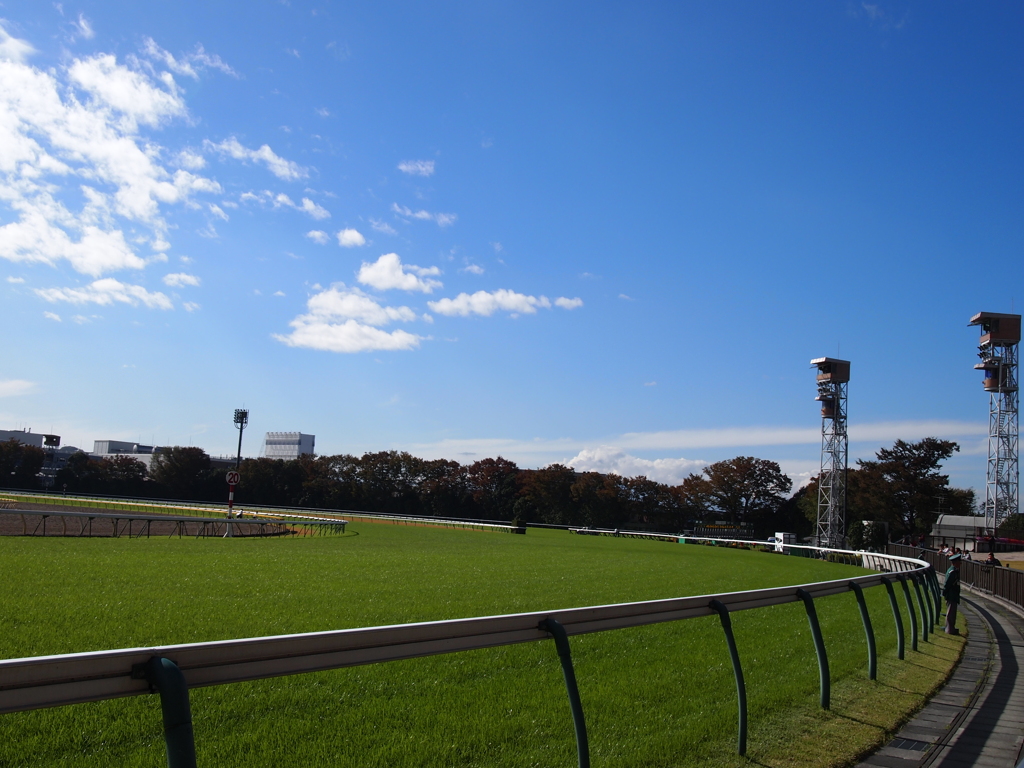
[[811, 357, 850, 548], [969, 312, 1020, 532]]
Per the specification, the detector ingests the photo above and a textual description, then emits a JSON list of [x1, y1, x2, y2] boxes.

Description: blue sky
[[0, 2, 1020, 494]]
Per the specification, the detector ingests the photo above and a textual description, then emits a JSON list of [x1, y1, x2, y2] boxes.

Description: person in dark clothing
[[985, 552, 1002, 567], [943, 553, 962, 634]]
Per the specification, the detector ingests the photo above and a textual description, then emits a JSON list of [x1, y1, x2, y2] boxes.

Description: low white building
[[929, 514, 991, 552], [263, 432, 315, 460]]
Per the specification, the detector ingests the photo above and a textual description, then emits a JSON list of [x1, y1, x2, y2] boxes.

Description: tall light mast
[[969, 312, 1020, 532], [811, 357, 849, 548]]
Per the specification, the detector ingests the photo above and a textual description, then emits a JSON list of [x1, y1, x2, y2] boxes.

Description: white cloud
[[566, 446, 706, 486], [176, 150, 206, 170], [306, 230, 329, 244], [206, 137, 307, 181], [315, 107, 330, 117], [0, 379, 35, 396], [69, 54, 186, 129], [6, 276, 25, 283], [554, 296, 583, 309], [35, 278, 173, 309], [273, 284, 424, 353], [72, 14, 95, 40], [428, 289, 550, 317], [0, 47, 222, 281], [299, 197, 329, 219], [397, 160, 435, 177], [369, 218, 397, 235], [209, 204, 228, 221], [273, 290, 285, 297], [140, 38, 237, 79], [460, 264, 484, 275], [182, 301, 199, 312], [162, 272, 200, 288], [337, 228, 366, 247], [391, 203, 456, 228], [0, 22, 36, 63], [43, 311, 61, 322], [358, 253, 442, 293]]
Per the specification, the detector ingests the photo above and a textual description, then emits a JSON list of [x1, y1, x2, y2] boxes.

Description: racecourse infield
[[0, 522, 962, 767]]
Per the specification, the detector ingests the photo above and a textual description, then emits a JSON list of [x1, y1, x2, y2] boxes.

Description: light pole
[[233, 409, 248, 469]]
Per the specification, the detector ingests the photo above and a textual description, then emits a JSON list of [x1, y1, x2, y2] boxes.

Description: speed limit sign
[[225, 470, 240, 486]]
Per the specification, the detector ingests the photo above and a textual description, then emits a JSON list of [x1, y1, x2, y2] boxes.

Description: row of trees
[[3, 435, 978, 541]]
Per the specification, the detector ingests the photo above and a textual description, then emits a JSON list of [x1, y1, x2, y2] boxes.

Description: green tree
[[857, 438, 960, 538], [0, 439, 45, 489], [149, 447, 212, 500], [699, 456, 792, 534]]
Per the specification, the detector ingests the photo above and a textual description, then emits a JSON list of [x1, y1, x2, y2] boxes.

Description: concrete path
[[854, 591, 1024, 768]]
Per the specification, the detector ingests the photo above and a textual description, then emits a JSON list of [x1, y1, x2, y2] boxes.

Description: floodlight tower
[[233, 409, 249, 469], [969, 312, 1020, 532], [811, 357, 850, 548]]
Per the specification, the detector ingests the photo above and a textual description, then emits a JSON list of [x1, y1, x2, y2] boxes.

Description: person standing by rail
[[943, 553, 962, 634]]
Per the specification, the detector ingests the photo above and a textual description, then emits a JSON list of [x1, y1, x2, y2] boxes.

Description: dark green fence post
[[539, 618, 590, 768], [898, 576, 918, 652], [912, 576, 931, 639], [134, 656, 197, 768], [880, 576, 905, 660], [709, 600, 747, 755], [928, 569, 942, 623], [796, 589, 830, 709], [848, 583, 877, 680]]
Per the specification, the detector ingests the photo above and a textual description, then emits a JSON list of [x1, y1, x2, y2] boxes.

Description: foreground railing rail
[[0, 540, 938, 768]]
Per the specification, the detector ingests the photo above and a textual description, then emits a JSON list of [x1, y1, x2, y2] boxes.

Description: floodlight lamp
[[233, 409, 249, 428]]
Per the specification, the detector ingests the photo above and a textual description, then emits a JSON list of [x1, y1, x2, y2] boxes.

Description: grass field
[[0, 524, 963, 767]]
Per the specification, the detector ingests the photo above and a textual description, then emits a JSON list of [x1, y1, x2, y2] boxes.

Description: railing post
[[911, 576, 930, 642], [538, 618, 590, 768], [848, 583, 877, 680], [880, 577, 905, 660], [928, 569, 942, 623], [709, 600, 747, 755], [796, 589, 830, 710], [132, 656, 197, 768], [898, 576, 918, 652]]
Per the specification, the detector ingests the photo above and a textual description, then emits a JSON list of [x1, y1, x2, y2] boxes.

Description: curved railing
[[0, 539, 942, 768]]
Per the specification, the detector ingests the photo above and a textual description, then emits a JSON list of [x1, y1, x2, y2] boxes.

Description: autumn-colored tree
[[149, 447, 212, 500], [699, 456, 792, 532], [466, 457, 520, 520]]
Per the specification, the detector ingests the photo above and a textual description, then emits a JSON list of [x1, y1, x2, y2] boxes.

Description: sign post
[[225, 470, 240, 537]]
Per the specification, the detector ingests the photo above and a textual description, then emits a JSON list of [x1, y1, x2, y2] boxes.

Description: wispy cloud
[[162, 272, 200, 288], [0, 22, 36, 62], [35, 278, 173, 309], [554, 296, 583, 309], [141, 38, 238, 79], [567, 446, 705, 486], [428, 290, 582, 317], [306, 230, 330, 245], [370, 218, 398, 235], [71, 14, 95, 40], [391, 203, 456, 228], [397, 160, 435, 177], [206, 138, 307, 181], [0, 379, 35, 397]]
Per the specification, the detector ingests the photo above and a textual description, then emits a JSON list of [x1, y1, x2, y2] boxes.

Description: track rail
[[0, 543, 927, 715]]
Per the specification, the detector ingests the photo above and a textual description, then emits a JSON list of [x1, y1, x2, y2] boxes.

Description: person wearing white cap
[[943, 553, 962, 634]]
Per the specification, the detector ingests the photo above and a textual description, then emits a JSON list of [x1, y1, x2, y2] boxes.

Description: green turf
[[0, 525, 959, 767]]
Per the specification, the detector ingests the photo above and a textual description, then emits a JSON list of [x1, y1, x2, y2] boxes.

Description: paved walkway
[[854, 590, 1024, 768]]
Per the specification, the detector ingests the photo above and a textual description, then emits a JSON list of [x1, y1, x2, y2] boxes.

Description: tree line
[[0, 436, 992, 541]]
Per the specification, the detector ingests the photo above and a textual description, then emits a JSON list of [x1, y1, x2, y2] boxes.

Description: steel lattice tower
[[811, 358, 849, 548], [969, 312, 1020, 532]]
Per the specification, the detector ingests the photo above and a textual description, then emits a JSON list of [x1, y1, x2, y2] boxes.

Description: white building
[[263, 432, 315, 460]]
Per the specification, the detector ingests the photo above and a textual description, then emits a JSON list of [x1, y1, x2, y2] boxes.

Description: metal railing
[[0, 540, 939, 768], [888, 543, 1024, 610], [2, 490, 521, 533]]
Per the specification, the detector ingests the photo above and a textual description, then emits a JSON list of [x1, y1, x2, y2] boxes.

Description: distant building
[[263, 432, 315, 460], [93, 440, 155, 455], [0, 429, 55, 449]]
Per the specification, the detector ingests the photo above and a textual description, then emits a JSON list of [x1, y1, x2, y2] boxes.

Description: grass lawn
[[0, 524, 963, 767]]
